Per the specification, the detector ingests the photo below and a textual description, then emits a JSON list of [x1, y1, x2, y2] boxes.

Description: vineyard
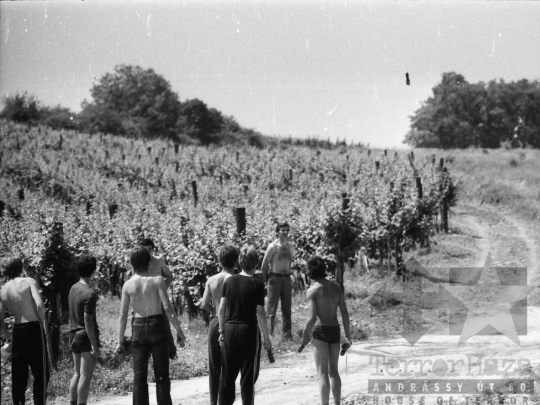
[[0, 120, 456, 361]]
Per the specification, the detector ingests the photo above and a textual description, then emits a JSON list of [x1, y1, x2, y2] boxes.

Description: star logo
[[367, 255, 534, 346], [444, 254, 534, 346]]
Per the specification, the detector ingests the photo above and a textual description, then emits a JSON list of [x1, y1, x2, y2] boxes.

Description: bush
[[0, 92, 40, 124]]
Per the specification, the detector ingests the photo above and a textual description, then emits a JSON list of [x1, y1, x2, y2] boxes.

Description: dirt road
[[93, 203, 540, 405]]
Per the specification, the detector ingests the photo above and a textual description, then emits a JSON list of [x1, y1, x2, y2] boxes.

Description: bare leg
[[328, 343, 341, 405], [77, 352, 97, 404], [312, 339, 330, 405], [69, 352, 82, 404]]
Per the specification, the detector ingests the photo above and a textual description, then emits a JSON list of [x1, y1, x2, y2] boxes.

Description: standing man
[[218, 245, 272, 405], [139, 238, 177, 359], [298, 256, 352, 405], [200, 244, 239, 405], [68, 255, 101, 405], [0, 257, 50, 405], [261, 222, 295, 339], [117, 246, 186, 405]]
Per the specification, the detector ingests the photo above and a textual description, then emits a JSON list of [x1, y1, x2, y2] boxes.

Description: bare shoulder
[[24, 277, 38, 287], [307, 283, 322, 298], [330, 281, 343, 295]]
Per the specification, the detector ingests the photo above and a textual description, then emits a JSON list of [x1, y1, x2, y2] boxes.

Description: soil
[[91, 202, 540, 405]]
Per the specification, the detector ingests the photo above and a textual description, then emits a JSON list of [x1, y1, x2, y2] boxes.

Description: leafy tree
[[40, 105, 79, 131], [0, 92, 41, 124], [80, 65, 181, 138], [178, 98, 224, 144]]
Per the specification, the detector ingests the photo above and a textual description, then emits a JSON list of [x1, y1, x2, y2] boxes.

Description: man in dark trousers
[[200, 244, 238, 405], [0, 257, 50, 405], [261, 222, 295, 339], [218, 245, 272, 405]]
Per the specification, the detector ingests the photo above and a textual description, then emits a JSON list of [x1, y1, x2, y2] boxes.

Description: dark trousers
[[208, 317, 221, 405], [219, 323, 260, 405], [11, 321, 50, 405], [160, 304, 176, 359], [266, 275, 292, 337], [132, 315, 171, 405]]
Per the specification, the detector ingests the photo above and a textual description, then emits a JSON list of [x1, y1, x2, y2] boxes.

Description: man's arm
[[157, 277, 185, 344], [29, 279, 48, 336], [256, 305, 272, 351], [159, 257, 174, 289], [261, 243, 275, 284], [218, 296, 227, 342], [301, 292, 317, 347], [0, 299, 11, 341], [200, 280, 213, 314], [84, 311, 100, 359], [117, 284, 130, 353], [338, 286, 352, 343]]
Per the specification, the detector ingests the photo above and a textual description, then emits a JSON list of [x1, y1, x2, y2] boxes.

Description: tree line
[[0, 65, 269, 147], [404, 72, 540, 149]]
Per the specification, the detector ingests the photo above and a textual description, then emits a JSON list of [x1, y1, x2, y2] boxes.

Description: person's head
[[238, 245, 259, 273], [275, 222, 290, 238], [77, 255, 97, 279], [2, 257, 23, 279], [139, 238, 155, 253], [130, 246, 151, 274], [219, 244, 239, 270], [307, 255, 327, 281]]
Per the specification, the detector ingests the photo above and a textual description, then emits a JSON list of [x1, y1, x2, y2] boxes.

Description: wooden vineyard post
[[219, 175, 223, 186], [440, 158, 445, 170], [243, 184, 249, 195], [384, 149, 387, 157], [375, 161, 380, 172], [122, 154, 125, 161], [441, 166, 449, 233], [191, 181, 198, 207], [367, 149, 371, 156], [410, 151, 414, 160], [415, 177, 423, 199], [85, 200, 92, 215], [108, 204, 118, 219], [155, 157, 159, 166], [341, 192, 350, 211], [289, 168, 293, 181], [235, 207, 246, 236], [18, 188, 24, 201], [236, 151, 239, 162], [147, 146, 152, 155], [175, 161, 179, 173], [0, 200, 4, 218], [174, 144, 179, 155]]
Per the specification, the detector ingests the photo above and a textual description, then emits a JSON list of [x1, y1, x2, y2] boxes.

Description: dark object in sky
[[406, 73, 410, 86]]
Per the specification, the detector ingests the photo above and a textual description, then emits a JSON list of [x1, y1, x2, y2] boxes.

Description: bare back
[[207, 272, 232, 316], [147, 255, 166, 277], [307, 279, 342, 326], [0, 278, 40, 323], [124, 275, 164, 317]]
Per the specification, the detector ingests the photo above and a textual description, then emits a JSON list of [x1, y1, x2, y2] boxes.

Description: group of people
[[0, 222, 352, 405]]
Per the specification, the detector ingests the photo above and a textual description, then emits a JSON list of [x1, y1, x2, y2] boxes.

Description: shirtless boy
[[261, 222, 295, 339], [299, 256, 352, 405], [68, 255, 101, 405], [117, 246, 186, 405], [0, 257, 50, 405], [200, 244, 239, 405], [139, 238, 176, 358]]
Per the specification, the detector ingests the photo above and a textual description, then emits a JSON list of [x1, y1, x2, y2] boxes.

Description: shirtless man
[[298, 256, 352, 405], [200, 244, 239, 405], [117, 246, 186, 405], [139, 238, 177, 359], [261, 222, 295, 339], [0, 257, 50, 405]]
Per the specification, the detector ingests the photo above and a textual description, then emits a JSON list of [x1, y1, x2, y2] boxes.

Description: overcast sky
[[1, 1, 539, 148]]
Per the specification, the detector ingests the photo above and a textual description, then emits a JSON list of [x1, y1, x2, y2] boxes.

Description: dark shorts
[[69, 330, 99, 354], [312, 325, 340, 344]]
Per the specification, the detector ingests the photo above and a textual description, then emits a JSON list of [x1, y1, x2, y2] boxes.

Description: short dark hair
[[307, 255, 327, 280], [77, 255, 97, 278], [139, 238, 155, 249], [238, 245, 259, 272], [2, 257, 23, 279], [130, 246, 151, 273], [275, 222, 290, 234], [219, 244, 239, 269]]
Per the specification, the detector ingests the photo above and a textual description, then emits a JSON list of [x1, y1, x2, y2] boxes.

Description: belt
[[270, 272, 291, 277]]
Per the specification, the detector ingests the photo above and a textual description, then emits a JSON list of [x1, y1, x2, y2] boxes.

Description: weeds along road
[[91, 200, 540, 405]]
